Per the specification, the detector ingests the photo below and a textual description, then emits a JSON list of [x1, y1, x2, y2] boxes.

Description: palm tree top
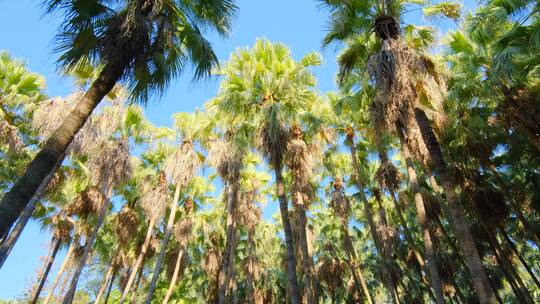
[[43, 0, 237, 102]]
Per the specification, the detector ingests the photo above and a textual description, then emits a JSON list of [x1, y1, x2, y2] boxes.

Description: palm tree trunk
[[163, 248, 186, 304], [43, 239, 75, 304], [130, 259, 145, 303], [95, 261, 116, 304], [414, 108, 497, 304], [399, 130, 445, 304], [145, 183, 181, 304], [62, 188, 113, 304], [104, 268, 118, 304], [484, 225, 534, 303], [119, 215, 157, 304], [297, 206, 317, 304], [219, 182, 238, 304], [273, 158, 301, 304], [246, 231, 256, 304], [0, 60, 126, 237], [31, 237, 61, 304], [0, 160, 62, 268], [342, 222, 374, 304], [499, 228, 540, 289], [347, 135, 399, 303]]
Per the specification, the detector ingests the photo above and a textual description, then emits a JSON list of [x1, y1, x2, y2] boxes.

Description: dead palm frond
[[375, 153, 401, 192], [115, 206, 138, 246], [0, 120, 22, 152], [65, 186, 105, 219], [88, 138, 132, 192], [236, 190, 262, 233], [51, 213, 73, 242], [257, 116, 288, 165], [286, 126, 314, 208], [174, 217, 193, 247], [330, 177, 351, 221], [164, 140, 201, 187], [141, 173, 168, 221]]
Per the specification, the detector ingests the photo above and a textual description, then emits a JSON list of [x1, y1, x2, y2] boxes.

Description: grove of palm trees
[[0, 0, 538, 303]]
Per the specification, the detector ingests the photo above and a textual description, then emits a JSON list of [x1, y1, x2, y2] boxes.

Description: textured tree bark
[[342, 223, 374, 304], [94, 262, 116, 304], [43, 239, 75, 304], [119, 215, 157, 304], [0, 60, 125, 237], [297, 206, 317, 304], [219, 183, 238, 304], [246, 231, 256, 303], [399, 133, 445, 304], [163, 248, 186, 304], [62, 188, 113, 304], [348, 135, 399, 303], [0, 159, 63, 268], [145, 183, 181, 304], [414, 108, 497, 304], [273, 159, 301, 304], [31, 237, 61, 304], [104, 268, 118, 304]]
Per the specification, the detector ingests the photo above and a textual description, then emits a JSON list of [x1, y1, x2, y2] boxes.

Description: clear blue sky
[[0, 0, 474, 299]]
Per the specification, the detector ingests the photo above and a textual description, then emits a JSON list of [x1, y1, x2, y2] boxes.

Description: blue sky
[[0, 0, 474, 299]]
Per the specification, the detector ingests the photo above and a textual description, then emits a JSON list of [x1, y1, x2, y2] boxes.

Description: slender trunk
[[484, 226, 534, 303], [130, 258, 145, 303], [0, 60, 125, 237], [342, 223, 374, 304], [273, 159, 301, 304], [163, 248, 186, 304], [246, 231, 255, 304], [94, 262, 116, 304], [119, 215, 157, 304], [104, 268, 118, 304], [62, 188, 113, 304], [499, 228, 540, 289], [219, 182, 238, 304], [0, 160, 63, 268], [414, 108, 497, 303], [43, 239, 75, 304], [348, 136, 398, 303], [297, 206, 316, 304], [31, 237, 61, 304], [399, 130, 445, 304], [144, 183, 181, 304]]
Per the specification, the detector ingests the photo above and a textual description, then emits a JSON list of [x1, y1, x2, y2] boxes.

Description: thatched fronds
[[174, 217, 193, 247], [330, 178, 351, 221], [0, 120, 22, 152], [45, 170, 65, 194], [377, 224, 398, 258], [165, 247, 188, 281], [88, 138, 132, 192], [141, 172, 168, 220], [286, 126, 314, 209], [202, 247, 223, 278], [115, 206, 138, 246], [207, 139, 242, 183], [164, 140, 201, 186], [375, 153, 401, 192], [51, 214, 73, 242], [32, 95, 75, 139], [65, 186, 105, 218], [183, 197, 194, 214], [316, 255, 347, 297], [257, 117, 288, 165], [473, 188, 509, 225], [236, 190, 262, 233]]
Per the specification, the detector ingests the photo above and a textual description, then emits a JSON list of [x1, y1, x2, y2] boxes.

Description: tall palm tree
[[210, 39, 322, 304], [62, 138, 132, 303], [0, 0, 237, 238], [321, 1, 496, 302], [144, 112, 204, 303]]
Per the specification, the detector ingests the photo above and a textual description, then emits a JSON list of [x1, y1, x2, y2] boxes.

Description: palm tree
[[62, 138, 132, 303], [144, 112, 204, 303], [118, 173, 168, 303], [329, 176, 373, 304], [0, 0, 237, 238], [30, 213, 73, 303], [210, 39, 322, 304], [321, 1, 496, 302]]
